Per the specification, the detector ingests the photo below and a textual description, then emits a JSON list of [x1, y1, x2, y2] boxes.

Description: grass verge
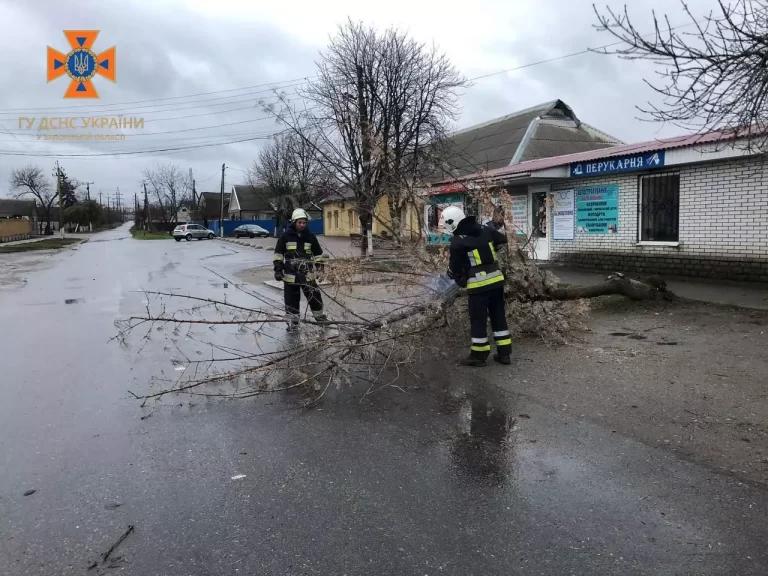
[[0, 238, 82, 253]]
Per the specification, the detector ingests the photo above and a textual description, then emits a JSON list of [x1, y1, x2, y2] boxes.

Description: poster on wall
[[552, 189, 575, 240], [575, 184, 619, 234], [509, 194, 528, 237]]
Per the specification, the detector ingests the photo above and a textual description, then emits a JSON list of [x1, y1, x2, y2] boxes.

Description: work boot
[[286, 322, 300, 333], [459, 356, 486, 367], [314, 315, 330, 325], [493, 353, 511, 365]]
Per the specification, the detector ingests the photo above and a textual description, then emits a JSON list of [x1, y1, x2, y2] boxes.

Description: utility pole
[[189, 168, 196, 207], [115, 186, 123, 222], [143, 182, 149, 231], [83, 181, 95, 231], [55, 161, 64, 238], [83, 181, 94, 201], [99, 191, 102, 206], [219, 163, 226, 237]]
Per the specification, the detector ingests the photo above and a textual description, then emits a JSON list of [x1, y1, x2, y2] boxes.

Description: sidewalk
[[218, 235, 362, 259], [544, 264, 768, 310]]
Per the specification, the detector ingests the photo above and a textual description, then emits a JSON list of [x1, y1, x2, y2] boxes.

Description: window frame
[[637, 171, 681, 245]]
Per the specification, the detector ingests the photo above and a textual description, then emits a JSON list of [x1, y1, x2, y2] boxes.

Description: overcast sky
[[0, 0, 722, 203]]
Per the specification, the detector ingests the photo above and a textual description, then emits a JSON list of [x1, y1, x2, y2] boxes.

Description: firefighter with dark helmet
[[273, 208, 329, 331], [442, 205, 511, 366]]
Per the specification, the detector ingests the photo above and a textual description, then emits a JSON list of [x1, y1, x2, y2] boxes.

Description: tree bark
[[544, 273, 671, 301]]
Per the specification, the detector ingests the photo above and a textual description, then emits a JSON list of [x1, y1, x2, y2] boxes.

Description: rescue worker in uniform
[[443, 205, 511, 367], [273, 208, 329, 331]]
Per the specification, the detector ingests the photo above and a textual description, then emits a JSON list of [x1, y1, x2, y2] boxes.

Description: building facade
[[431, 131, 768, 281], [322, 192, 421, 239]]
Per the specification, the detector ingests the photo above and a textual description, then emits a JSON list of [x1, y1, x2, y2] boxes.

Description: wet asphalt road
[[1, 224, 767, 575]]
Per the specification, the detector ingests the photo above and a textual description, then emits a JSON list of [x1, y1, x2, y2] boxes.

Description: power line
[[0, 85, 304, 118], [0, 77, 309, 115], [0, 24, 692, 158], [0, 131, 287, 157]]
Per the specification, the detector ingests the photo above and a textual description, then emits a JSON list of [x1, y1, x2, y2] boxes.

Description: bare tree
[[10, 165, 56, 234], [269, 20, 465, 254], [142, 164, 191, 227], [594, 1, 768, 146], [249, 132, 329, 231]]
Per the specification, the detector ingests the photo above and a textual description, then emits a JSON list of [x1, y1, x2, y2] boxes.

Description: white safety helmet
[[440, 205, 466, 234], [291, 208, 310, 222]]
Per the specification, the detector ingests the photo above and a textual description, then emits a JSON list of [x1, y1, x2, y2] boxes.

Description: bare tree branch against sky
[[0, 0, 723, 197]]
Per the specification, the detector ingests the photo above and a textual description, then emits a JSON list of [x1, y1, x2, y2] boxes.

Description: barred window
[[639, 173, 679, 242]]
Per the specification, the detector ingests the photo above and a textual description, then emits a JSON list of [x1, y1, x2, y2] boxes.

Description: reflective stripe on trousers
[[468, 286, 510, 360]]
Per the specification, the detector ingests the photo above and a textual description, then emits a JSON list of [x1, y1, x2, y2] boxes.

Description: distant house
[[0, 199, 36, 242], [0, 199, 36, 220], [228, 185, 275, 220], [228, 184, 323, 225], [197, 192, 231, 226], [176, 199, 196, 224], [321, 189, 421, 239]]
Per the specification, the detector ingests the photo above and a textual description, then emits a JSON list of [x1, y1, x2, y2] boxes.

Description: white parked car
[[173, 224, 216, 241]]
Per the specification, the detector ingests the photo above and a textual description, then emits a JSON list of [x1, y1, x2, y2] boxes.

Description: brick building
[[424, 99, 620, 244], [431, 130, 768, 281]]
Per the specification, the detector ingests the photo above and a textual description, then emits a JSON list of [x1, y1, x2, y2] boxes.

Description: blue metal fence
[[202, 219, 324, 237]]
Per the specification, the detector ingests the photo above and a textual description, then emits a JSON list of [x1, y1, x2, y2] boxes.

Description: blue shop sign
[[570, 150, 665, 178]]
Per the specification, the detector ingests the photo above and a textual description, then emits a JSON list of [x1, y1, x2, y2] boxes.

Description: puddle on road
[[64, 298, 84, 305], [441, 385, 517, 485]]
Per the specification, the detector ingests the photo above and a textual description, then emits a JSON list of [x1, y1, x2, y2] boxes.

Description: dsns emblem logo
[[47, 30, 116, 98]]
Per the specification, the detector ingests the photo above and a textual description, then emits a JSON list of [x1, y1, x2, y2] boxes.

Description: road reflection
[[447, 386, 515, 484]]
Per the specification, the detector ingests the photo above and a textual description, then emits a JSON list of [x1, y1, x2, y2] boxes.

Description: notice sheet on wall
[[509, 194, 528, 237], [552, 189, 575, 240]]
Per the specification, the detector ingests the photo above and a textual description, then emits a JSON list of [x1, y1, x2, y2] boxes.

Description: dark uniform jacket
[[273, 224, 326, 284], [448, 216, 507, 293]]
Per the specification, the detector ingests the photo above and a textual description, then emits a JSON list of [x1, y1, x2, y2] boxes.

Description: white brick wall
[[549, 156, 768, 260]]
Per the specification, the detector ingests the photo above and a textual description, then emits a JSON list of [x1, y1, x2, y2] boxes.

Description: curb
[[216, 237, 268, 249]]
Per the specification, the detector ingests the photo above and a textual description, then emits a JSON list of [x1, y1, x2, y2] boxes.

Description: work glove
[[274, 269, 284, 282]]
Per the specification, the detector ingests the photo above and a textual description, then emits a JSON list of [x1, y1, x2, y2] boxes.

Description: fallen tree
[[116, 226, 672, 407]]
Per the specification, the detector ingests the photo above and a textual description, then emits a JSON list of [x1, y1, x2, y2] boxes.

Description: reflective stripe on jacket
[[448, 216, 507, 294], [273, 224, 325, 282]]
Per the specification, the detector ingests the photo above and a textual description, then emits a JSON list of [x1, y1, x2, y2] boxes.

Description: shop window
[[639, 173, 679, 242]]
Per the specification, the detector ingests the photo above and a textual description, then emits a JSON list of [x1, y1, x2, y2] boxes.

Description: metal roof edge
[[509, 117, 541, 165], [448, 100, 558, 138]]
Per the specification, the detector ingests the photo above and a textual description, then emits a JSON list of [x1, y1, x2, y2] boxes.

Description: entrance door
[[529, 188, 550, 260]]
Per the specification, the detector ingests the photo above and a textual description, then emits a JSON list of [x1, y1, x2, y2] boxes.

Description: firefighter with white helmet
[[273, 208, 329, 330], [442, 205, 511, 366]]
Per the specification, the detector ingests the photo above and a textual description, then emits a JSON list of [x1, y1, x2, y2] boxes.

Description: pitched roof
[[465, 128, 754, 183], [231, 185, 274, 212], [198, 192, 231, 218], [0, 198, 36, 217], [318, 188, 356, 205], [429, 100, 621, 182]]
